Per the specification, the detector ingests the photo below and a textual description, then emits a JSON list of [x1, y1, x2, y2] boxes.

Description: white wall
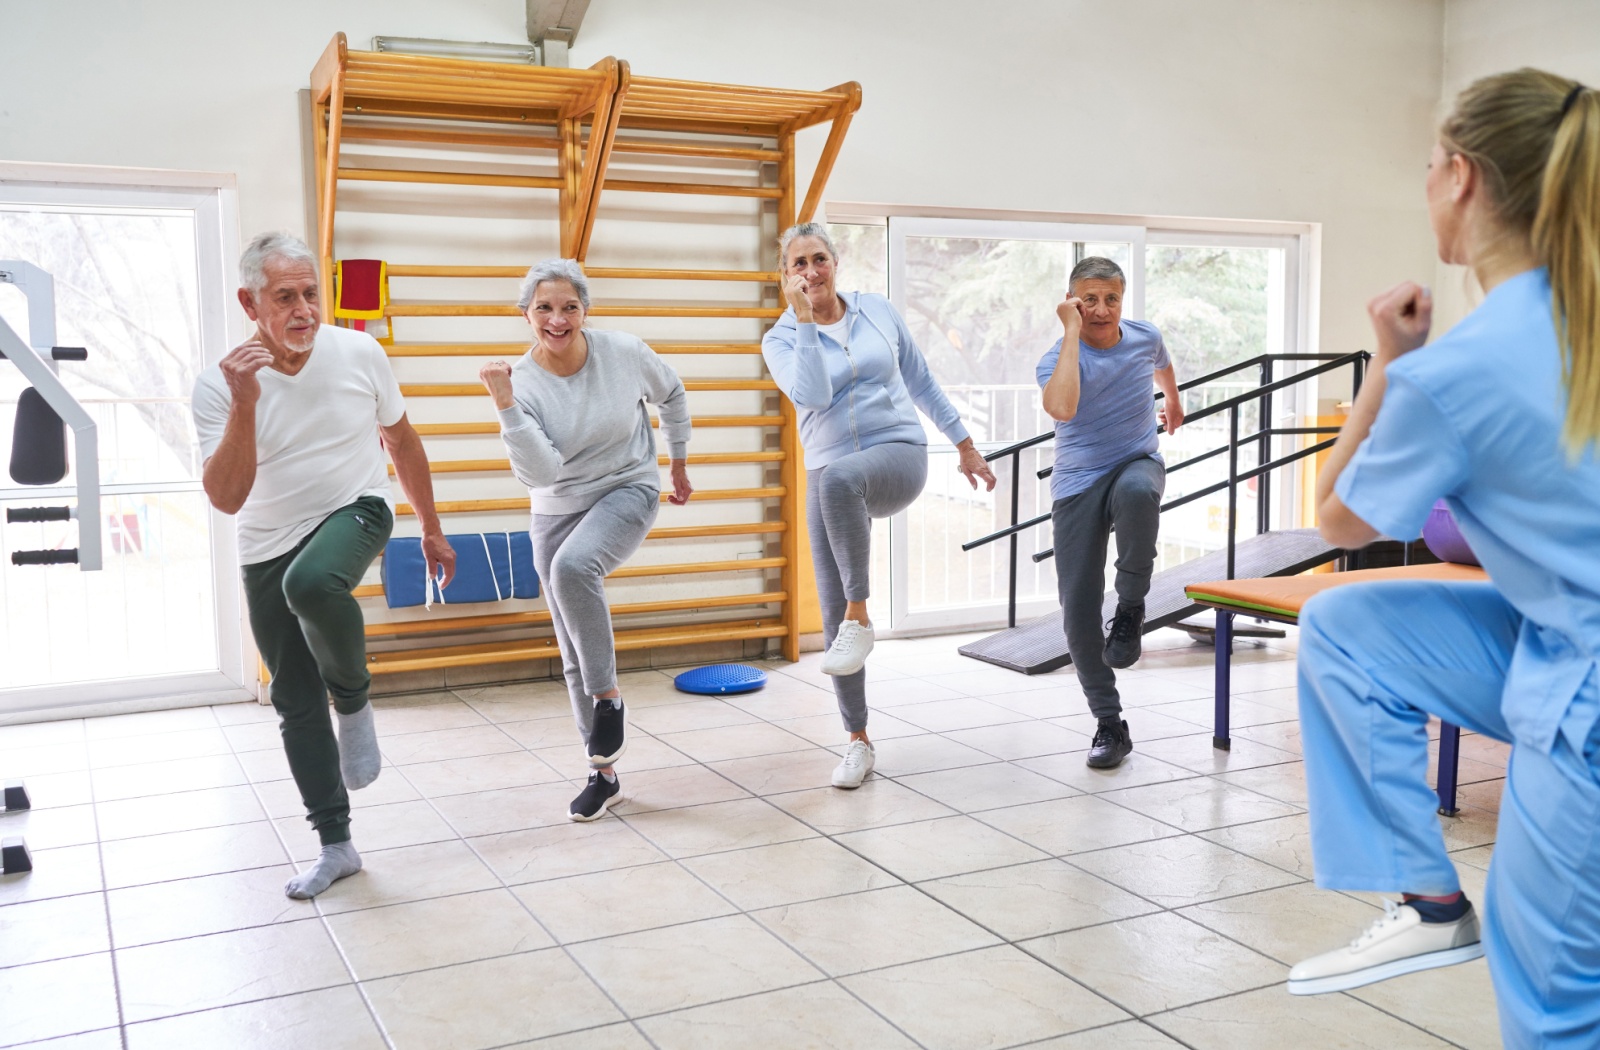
[[2, 0, 1448, 368], [1431, 0, 1600, 330]]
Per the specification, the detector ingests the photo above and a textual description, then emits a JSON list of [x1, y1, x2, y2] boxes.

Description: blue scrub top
[[1336, 268, 1600, 752]]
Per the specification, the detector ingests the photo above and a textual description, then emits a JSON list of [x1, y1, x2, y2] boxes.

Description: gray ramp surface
[[958, 528, 1340, 675]]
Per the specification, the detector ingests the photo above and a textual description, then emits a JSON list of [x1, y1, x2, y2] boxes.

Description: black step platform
[[958, 529, 1341, 675]]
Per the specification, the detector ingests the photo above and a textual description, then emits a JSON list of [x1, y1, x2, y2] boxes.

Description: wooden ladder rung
[[367, 618, 787, 674], [393, 488, 785, 516], [365, 590, 788, 638], [601, 179, 783, 200], [337, 168, 563, 190], [389, 451, 783, 475], [411, 414, 782, 437]]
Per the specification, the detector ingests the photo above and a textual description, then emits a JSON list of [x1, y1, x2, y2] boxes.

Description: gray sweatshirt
[[496, 328, 691, 515]]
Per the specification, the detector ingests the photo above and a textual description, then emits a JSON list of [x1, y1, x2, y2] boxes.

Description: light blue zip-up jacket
[[762, 291, 970, 468]]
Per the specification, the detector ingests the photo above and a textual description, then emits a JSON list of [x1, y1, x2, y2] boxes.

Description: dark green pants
[[242, 496, 392, 845]]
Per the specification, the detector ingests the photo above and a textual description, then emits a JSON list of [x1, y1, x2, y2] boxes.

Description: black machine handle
[[6, 506, 72, 523], [51, 347, 88, 362], [11, 549, 78, 566]]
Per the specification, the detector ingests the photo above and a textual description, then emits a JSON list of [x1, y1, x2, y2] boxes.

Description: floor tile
[[503, 1022, 652, 1049], [1176, 882, 1384, 965], [0, 718, 85, 748], [277, 799, 456, 861], [499, 714, 588, 751], [0, 891, 110, 967], [1349, 956, 1502, 1049], [0, 742, 89, 777], [1198, 813, 1316, 879], [3, 770, 93, 809], [921, 859, 1159, 940], [1028, 1020, 1191, 1048], [1051, 707, 1209, 742], [1023, 911, 1283, 1015], [0, 843, 104, 905], [754, 884, 1000, 975], [8, 1028, 124, 1050], [83, 707, 218, 739], [842, 944, 1128, 1050], [106, 863, 307, 946], [90, 754, 249, 801], [1134, 732, 1301, 774], [0, 953, 120, 1045], [653, 722, 814, 763], [400, 750, 564, 797], [836, 815, 1049, 882], [431, 782, 579, 837], [1068, 835, 1302, 908], [732, 687, 840, 721], [609, 763, 750, 815], [974, 795, 1182, 856], [326, 887, 554, 979], [87, 728, 232, 768], [568, 914, 820, 1015], [767, 778, 957, 834], [773, 710, 926, 746], [1016, 750, 1197, 793], [855, 676, 972, 708], [116, 918, 349, 1022], [365, 947, 622, 1049], [371, 698, 489, 736], [1099, 777, 1302, 832], [898, 762, 1079, 811], [123, 985, 386, 1050], [639, 981, 919, 1049], [1213, 760, 1309, 804], [534, 733, 694, 779], [0, 803, 97, 850], [313, 839, 502, 915], [944, 719, 1092, 760], [681, 837, 902, 910], [379, 724, 522, 766], [472, 819, 667, 885], [627, 698, 759, 735], [95, 784, 266, 841], [514, 861, 736, 943], [867, 734, 996, 777], [890, 697, 1031, 733], [920, 666, 1067, 698], [622, 797, 817, 858], [706, 748, 843, 796], [99, 820, 289, 888], [1150, 984, 1456, 1048]]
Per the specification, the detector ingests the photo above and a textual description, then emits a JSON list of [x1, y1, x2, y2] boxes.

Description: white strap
[[504, 533, 515, 598], [480, 533, 503, 601]]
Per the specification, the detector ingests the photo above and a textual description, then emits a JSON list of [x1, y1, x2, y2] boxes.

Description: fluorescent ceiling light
[[372, 37, 538, 64]]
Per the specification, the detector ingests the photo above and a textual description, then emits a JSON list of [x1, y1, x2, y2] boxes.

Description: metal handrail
[[962, 349, 1370, 627]]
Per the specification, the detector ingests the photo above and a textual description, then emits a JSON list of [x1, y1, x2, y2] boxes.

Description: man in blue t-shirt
[[1036, 256, 1184, 768]]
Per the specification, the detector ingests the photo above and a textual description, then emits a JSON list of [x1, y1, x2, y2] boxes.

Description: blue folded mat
[[381, 532, 538, 608]]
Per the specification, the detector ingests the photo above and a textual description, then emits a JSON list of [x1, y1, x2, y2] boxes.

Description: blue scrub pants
[[1298, 579, 1600, 1050]]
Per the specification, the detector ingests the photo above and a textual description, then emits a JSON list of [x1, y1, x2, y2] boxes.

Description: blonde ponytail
[[1533, 88, 1600, 451], [1442, 70, 1600, 452]]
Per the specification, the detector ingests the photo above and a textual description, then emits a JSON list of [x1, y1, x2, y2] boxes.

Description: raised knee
[[818, 464, 865, 505], [282, 564, 341, 615], [548, 550, 601, 589], [1298, 587, 1372, 648]]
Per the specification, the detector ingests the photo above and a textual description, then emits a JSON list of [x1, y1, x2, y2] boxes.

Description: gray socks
[[284, 840, 362, 899], [337, 702, 382, 790]]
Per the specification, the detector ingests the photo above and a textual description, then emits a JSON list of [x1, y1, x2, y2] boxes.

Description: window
[[0, 171, 247, 713]]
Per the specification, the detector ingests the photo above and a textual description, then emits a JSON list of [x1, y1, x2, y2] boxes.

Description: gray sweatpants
[[807, 441, 929, 732], [530, 482, 658, 750], [1050, 455, 1165, 719]]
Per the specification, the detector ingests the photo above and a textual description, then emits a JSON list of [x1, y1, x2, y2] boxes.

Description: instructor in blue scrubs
[[1289, 69, 1600, 1049]]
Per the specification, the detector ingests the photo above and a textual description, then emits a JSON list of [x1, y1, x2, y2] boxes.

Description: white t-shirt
[[818, 316, 851, 346], [192, 324, 405, 564]]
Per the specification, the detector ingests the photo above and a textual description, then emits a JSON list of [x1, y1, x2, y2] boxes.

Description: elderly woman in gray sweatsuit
[[481, 259, 692, 822], [763, 223, 996, 790]]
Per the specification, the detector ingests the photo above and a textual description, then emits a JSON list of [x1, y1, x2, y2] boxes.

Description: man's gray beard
[[285, 329, 317, 353]]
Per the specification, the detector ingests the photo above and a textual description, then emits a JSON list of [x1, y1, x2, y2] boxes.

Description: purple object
[[1422, 500, 1480, 566]]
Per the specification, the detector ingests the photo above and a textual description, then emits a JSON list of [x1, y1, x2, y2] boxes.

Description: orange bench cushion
[[1185, 562, 1490, 619]]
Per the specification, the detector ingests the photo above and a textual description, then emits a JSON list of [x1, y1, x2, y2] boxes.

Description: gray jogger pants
[[1050, 455, 1165, 719], [530, 482, 658, 750], [807, 441, 929, 732]]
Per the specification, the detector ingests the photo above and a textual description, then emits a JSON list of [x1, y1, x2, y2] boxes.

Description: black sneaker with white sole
[[1086, 717, 1133, 769], [588, 697, 626, 767], [568, 772, 621, 822], [1103, 602, 1145, 669]]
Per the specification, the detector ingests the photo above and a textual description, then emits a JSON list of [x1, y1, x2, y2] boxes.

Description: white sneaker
[[831, 739, 875, 789], [1287, 900, 1483, 995], [821, 620, 875, 676]]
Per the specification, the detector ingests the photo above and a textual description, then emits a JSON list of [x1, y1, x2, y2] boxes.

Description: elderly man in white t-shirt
[[193, 233, 455, 899]]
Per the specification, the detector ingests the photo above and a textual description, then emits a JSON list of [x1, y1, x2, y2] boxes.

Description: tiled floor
[[0, 627, 1507, 1049]]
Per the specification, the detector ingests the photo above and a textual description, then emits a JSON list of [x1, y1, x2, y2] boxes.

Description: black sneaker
[[1086, 717, 1133, 769], [1103, 603, 1145, 669], [568, 772, 621, 822], [588, 697, 626, 767]]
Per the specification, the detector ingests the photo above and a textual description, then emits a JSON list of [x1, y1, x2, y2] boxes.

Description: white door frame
[[0, 166, 251, 717]]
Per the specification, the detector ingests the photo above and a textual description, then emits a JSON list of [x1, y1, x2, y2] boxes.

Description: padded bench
[[1185, 562, 1490, 816]]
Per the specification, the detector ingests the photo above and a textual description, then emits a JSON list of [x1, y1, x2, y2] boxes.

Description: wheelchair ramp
[[958, 529, 1340, 675]]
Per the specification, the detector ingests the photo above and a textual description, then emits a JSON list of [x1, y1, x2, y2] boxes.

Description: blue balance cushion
[[382, 532, 538, 608], [674, 664, 768, 696]]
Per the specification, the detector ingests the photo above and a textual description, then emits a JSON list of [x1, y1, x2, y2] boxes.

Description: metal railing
[[962, 351, 1371, 627]]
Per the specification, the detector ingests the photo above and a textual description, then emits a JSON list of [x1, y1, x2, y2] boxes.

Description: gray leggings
[[530, 482, 658, 749], [807, 441, 929, 732], [1050, 455, 1165, 719]]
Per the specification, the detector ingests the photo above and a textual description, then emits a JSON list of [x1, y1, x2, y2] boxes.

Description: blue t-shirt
[[1035, 319, 1171, 500], [1336, 268, 1600, 753]]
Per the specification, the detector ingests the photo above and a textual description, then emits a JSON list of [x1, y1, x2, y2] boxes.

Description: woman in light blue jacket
[[762, 223, 995, 789]]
